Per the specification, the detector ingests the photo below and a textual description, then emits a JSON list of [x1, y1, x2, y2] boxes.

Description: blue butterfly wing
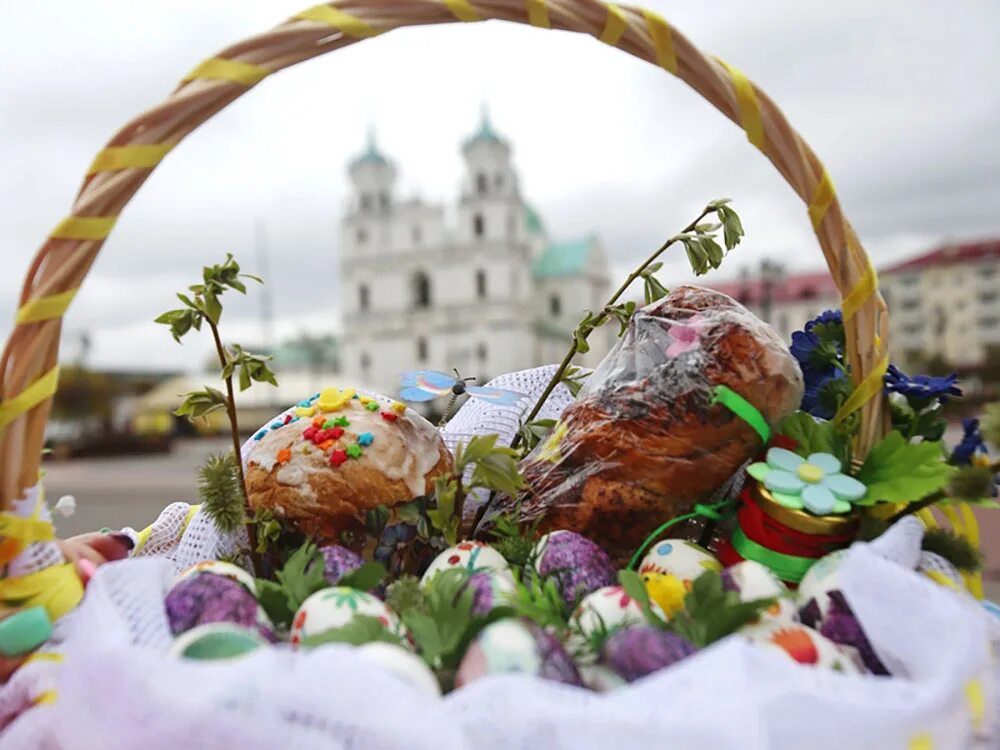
[[416, 370, 458, 389], [399, 385, 439, 402], [466, 386, 528, 406]]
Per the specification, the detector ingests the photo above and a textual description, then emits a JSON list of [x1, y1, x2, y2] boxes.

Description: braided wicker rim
[[0, 0, 889, 507]]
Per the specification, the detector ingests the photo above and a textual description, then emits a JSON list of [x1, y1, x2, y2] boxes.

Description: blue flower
[[805, 309, 842, 332], [951, 419, 985, 465], [801, 371, 846, 420], [884, 365, 962, 403], [790, 330, 822, 372]]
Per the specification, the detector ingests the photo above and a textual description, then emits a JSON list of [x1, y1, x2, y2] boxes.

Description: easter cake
[[245, 388, 452, 549]]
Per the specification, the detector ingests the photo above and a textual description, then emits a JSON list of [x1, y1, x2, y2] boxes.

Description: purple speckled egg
[[534, 531, 616, 608], [165, 573, 259, 636], [319, 545, 363, 585], [455, 619, 582, 688], [600, 625, 697, 682], [464, 572, 515, 616]]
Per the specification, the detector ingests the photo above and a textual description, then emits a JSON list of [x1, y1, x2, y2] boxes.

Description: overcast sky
[[1, 1, 998, 371]]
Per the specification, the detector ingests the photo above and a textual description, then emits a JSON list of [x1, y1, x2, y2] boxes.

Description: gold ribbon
[[641, 9, 678, 74], [526, 0, 549, 28], [808, 169, 836, 231], [50, 216, 117, 241], [183, 58, 270, 87], [0, 563, 84, 622], [833, 354, 887, 424], [0, 367, 61, 432], [443, 0, 480, 22], [599, 4, 628, 45], [841, 263, 879, 322], [16, 289, 77, 325], [718, 59, 766, 152], [87, 144, 175, 174], [295, 6, 382, 37]]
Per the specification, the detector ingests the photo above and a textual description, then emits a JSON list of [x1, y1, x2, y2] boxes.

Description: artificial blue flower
[[801, 370, 847, 420], [951, 418, 986, 465], [747, 448, 867, 515], [884, 365, 962, 403], [804, 309, 842, 332]]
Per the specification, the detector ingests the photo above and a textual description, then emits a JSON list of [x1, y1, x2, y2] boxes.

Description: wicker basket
[[0, 3, 889, 551]]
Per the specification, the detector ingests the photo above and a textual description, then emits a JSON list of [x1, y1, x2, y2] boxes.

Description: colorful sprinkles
[[358, 432, 374, 447]]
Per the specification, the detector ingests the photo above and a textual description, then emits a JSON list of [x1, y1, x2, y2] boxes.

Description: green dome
[[464, 108, 506, 149], [351, 129, 389, 169], [524, 204, 545, 235]]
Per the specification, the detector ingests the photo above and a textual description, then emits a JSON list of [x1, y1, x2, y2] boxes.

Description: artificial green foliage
[[427, 476, 460, 546], [856, 431, 955, 506], [385, 576, 428, 617], [338, 562, 387, 592], [507, 568, 569, 630], [174, 387, 228, 420], [980, 402, 1000, 448], [197, 453, 245, 533], [489, 511, 542, 569], [947, 465, 997, 503], [255, 541, 329, 629], [921, 528, 984, 572], [300, 615, 404, 649], [775, 412, 841, 460], [253, 507, 283, 555], [667, 571, 775, 648]]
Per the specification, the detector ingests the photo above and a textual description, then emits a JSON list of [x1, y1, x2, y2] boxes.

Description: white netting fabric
[[7, 487, 63, 579], [0, 520, 995, 749]]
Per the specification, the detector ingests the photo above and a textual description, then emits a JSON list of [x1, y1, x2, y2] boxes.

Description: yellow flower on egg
[[642, 571, 687, 617]]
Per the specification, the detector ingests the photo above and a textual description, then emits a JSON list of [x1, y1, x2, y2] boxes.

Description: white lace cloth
[[2, 368, 998, 749]]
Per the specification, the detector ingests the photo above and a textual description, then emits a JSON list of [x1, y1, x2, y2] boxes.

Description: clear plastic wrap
[[504, 286, 804, 563]]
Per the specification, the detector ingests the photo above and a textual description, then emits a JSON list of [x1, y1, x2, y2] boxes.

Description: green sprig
[[197, 453, 245, 533]]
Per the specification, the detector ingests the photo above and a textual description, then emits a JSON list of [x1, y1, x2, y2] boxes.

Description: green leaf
[[470, 451, 525, 497], [775, 412, 842, 459], [273, 541, 329, 614], [668, 570, 774, 647], [618, 569, 663, 628], [640, 261, 663, 277], [699, 236, 725, 269], [643, 275, 669, 305], [337, 562, 387, 591], [300, 615, 403, 648], [202, 291, 223, 325], [256, 579, 294, 629], [856, 431, 955, 505], [174, 387, 228, 420], [717, 205, 745, 251], [460, 434, 499, 466]]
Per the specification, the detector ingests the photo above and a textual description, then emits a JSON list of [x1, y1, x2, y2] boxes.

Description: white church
[[338, 113, 613, 397]]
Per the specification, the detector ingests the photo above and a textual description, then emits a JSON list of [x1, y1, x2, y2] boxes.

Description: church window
[[417, 337, 428, 362], [475, 269, 487, 299], [413, 271, 432, 309], [359, 284, 370, 312], [476, 173, 488, 195], [473, 214, 485, 238], [379, 192, 389, 210], [477, 343, 488, 362], [361, 194, 373, 211], [549, 294, 561, 317]]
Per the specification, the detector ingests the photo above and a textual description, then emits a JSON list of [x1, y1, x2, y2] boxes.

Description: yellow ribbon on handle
[[599, 3, 628, 45], [0, 367, 61, 432], [0, 564, 84, 622], [87, 144, 175, 174], [294, 6, 382, 37], [50, 216, 117, 241], [0, 514, 55, 545], [443, 0, 480, 22], [832, 355, 888, 424], [841, 264, 879, 322], [16, 290, 77, 325], [717, 59, 766, 152], [183, 58, 270, 87], [526, 0, 550, 28], [641, 9, 678, 74], [808, 169, 836, 231]]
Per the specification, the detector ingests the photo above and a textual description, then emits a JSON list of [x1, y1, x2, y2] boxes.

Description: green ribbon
[[730, 526, 816, 583], [712, 385, 771, 443], [627, 500, 736, 571]]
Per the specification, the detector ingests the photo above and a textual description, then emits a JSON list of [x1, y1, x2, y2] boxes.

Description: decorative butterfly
[[399, 370, 527, 406]]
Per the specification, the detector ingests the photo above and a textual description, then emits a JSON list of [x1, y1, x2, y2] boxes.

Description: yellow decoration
[[294, 5, 382, 37], [33, 690, 57, 706], [841, 263, 879, 322], [923, 570, 961, 592], [24, 652, 63, 665], [0, 366, 61, 432], [0, 513, 55, 544], [598, 3, 628, 45], [796, 464, 824, 484], [966, 679, 985, 730], [718, 59, 766, 152], [359, 395, 373, 405], [642, 571, 686, 617], [808, 169, 836, 231], [537, 421, 568, 463], [443, 0, 480, 22], [318, 387, 357, 412], [295, 405, 317, 418], [182, 58, 270, 87], [390, 401, 407, 414], [833, 354, 888, 424], [641, 9, 678, 74], [87, 143, 175, 174], [0, 563, 84, 622], [526, 0, 549, 28], [16, 289, 78, 325], [908, 733, 933, 750], [50, 215, 117, 241]]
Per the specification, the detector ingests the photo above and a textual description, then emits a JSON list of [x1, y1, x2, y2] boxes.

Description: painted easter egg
[[533, 531, 617, 608], [463, 571, 516, 616], [165, 573, 262, 636], [175, 559, 256, 594], [721, 560, 798, 626], [319, 545, 364, 586], [455, 618, 581, 688], [170, 623, 268, 661], [638, 539, 721, 584], [599, 625, 698, 683], [742, 621, 862, 674], [291, 587, 406, 648], [356, 642, 441, 697], [571, 585, 665, 644], [420, 541, 511, 586]]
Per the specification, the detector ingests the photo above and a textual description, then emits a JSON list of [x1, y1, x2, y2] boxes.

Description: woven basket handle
[[0, 0, 888, 507]]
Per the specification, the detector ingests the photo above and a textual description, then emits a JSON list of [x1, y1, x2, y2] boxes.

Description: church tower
[[457, 109, 524, 245], [342, 130, 396, 260]]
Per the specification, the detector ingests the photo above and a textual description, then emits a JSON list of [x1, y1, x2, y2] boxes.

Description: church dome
[[350, 129, 390, 170], [463, 109, 508, 151]]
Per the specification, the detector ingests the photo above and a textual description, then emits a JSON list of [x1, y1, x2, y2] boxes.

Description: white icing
[[246, 395, 446, 500]]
